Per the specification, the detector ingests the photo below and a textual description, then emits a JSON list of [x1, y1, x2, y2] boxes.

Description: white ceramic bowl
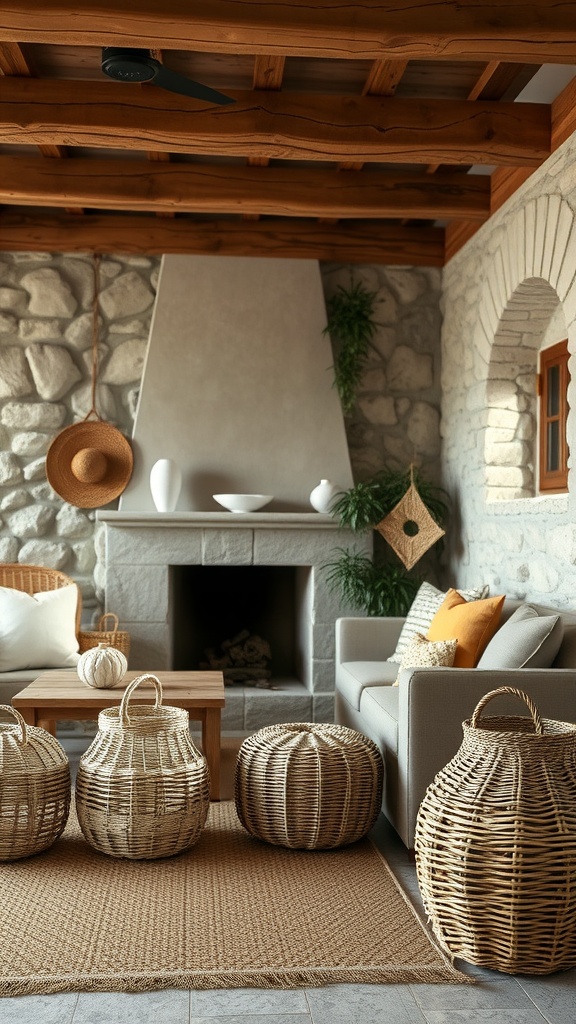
[[213, 493, 273, 513]]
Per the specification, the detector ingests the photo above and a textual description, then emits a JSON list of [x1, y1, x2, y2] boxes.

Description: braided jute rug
[[0, 801, 467, 996]]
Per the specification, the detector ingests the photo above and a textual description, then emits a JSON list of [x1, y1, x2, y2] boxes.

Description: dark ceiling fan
[[101, 47, 235, 105]]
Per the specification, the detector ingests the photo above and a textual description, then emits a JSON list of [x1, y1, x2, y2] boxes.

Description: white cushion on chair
[[0, 584, 79, 672]]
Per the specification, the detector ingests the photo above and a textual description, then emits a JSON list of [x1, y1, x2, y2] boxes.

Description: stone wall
[[320, 263, 443, 485], [441, 132, 576, 606], [0, 252, 159, 621], [0, 253, 443, 617]]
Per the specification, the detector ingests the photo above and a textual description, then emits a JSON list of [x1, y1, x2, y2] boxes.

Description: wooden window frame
[[538, 339, 570, 494]]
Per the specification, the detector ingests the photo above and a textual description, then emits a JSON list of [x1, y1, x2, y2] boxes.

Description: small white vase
[[309, 479, 342, 513], [150, 458, 182, 513]]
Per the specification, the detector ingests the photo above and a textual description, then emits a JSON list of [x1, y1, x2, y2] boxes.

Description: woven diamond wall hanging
[[376, 472, 445, 571]]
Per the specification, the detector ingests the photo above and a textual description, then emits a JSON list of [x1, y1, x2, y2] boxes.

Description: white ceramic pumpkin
[[77, 642, 128, 689]]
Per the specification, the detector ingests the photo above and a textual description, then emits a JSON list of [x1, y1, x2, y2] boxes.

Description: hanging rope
[[83, 252, 102, 422]]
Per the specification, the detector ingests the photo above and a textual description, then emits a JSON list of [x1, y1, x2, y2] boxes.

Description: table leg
[[37, 718, 57, 736], [15, 707, 36, 728], [202, 708, 221, 801]]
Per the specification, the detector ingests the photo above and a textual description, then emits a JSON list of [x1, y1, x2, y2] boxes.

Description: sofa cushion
[[0, 584, 80, 672], [393, 633, 458, 685], [388, 581, 489, 663], [477, 604, 564, 669], [427, 589, 505, 667], [360, 685, 399, 754], [338, 660, 398, 709]]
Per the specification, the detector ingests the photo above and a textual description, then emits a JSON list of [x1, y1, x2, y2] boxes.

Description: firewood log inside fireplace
[[200, 630, 274, 687]]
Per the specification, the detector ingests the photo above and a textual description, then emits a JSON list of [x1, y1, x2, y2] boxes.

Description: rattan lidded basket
[[75, 674, 210, 860], [415, 686, 576, 975], [0, 705, 71, 861], [235, 722, 384, 849]]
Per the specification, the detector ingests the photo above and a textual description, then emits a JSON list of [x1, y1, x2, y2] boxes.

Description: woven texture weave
[[235, 722, 383, 848], [0, 800, 468, 995], [75, 673, 210, 859], [415, 687, 576, 975], [0, 705, 70, 861]]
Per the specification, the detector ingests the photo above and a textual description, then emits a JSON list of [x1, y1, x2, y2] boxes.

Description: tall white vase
[[309, 478, 342, 513], [150, 458, 182, 512]]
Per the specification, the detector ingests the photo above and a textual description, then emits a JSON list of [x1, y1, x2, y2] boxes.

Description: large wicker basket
[[75, 674, 210, 860], [0, 705, 71, 861], [415, 687, 576, 975], [235, 722, 384, 849], [78, 612, 130, 661]]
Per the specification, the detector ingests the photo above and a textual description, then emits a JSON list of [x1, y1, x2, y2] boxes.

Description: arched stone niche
[[480, 195, 576, 503], [485, 279, 563, 501]]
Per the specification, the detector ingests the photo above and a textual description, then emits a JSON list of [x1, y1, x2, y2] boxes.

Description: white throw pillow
[[0, 584, 80, 672], [388, 581, 489, 663]]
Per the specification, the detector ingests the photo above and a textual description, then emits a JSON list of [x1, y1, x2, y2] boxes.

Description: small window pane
[[547, 420, 560, 472], [547, 364, 560, 417]]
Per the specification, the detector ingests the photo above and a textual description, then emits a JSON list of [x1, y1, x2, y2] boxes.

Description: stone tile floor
[[0, 738, 574, 1024]]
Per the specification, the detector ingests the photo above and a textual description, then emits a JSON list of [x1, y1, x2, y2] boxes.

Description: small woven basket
[[0, 705, 71, 861], [75, 674, 210, 860], [415, 686, 576, 975], [78, 612, 131, 661], [235, 722, 383, 849]]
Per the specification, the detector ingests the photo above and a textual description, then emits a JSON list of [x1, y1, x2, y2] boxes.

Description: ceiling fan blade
[[152, 64, 235, 105]]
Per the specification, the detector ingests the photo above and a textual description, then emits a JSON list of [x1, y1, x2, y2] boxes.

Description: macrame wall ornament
[[376, 467, 445, 571]]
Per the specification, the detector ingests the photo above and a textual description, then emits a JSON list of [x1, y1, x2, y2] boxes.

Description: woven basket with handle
[[415, 686, 576, 975], [75, 673, 210, 860], [78, 612, 130, 660], [0, 705, 71, 861]]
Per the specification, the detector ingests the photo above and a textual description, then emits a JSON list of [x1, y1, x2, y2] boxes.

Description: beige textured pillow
[[393, 632, 458, 685]]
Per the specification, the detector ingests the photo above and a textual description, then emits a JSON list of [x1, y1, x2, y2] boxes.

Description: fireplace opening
[[170, 565, 306, 685]]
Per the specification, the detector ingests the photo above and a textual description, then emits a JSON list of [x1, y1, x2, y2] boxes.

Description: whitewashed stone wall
[[442, 132, 576, 606], [0, 252, 160, 619], [0, 254, 442, 616], [321, 263, 443, 485]]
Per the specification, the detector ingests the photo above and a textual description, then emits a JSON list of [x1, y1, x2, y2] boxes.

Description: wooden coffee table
[[13, 669, 226, 800]]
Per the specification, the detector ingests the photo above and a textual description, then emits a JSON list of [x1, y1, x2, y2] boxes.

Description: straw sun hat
[[46, 419, 133, 509]]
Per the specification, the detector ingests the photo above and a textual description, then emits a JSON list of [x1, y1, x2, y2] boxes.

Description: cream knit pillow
[[393, 632, 458, 685]]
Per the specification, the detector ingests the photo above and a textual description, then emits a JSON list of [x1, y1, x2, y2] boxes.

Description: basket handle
[[471, 686, 544, 735], [119, 673, 163, 727], [0, 704, 28, 745], [99, 612, 119, 631]]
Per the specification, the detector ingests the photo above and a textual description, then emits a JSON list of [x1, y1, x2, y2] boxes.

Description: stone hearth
[[96, 510, 371, 732]]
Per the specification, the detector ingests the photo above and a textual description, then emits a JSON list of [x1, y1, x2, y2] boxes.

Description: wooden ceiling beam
[[0, 155, 491, 221], [0, 1, 574, 63], [0, 79, 550, 166], [0, 209, 445, 265]]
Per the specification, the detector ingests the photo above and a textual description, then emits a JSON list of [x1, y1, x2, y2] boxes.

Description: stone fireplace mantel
[[96, 510, 371, 733]]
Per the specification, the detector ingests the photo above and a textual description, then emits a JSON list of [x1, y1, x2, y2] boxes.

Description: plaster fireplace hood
[[97, 256, 367, 731], [119, 254, 353, 512]]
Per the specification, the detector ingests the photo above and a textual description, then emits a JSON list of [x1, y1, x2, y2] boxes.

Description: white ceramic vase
[[309, 478, 342, 513], [150, 458, 182, 513]]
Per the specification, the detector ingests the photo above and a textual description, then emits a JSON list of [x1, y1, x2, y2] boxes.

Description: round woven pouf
[[235, 722, 384, 849]]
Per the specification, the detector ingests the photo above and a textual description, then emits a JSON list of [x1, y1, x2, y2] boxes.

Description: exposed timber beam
[[0, 1, 574, 63], [0, 156, 491, 221], [0, 79, 550, 166], [0, 210, 445, 265]]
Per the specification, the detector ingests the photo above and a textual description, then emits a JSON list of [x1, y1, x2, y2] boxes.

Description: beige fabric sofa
[[335, 599, 576, 849]]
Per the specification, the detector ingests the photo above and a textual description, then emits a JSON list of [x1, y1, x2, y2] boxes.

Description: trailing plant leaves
[[324, 281, 378, 414], [325, 550, 421, 617]]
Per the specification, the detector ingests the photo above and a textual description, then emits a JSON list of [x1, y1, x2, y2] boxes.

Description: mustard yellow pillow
[[426, 589, 505, 667]]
